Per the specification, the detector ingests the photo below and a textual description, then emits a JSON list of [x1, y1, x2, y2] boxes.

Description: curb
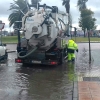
[[72, 78, 78, 100]]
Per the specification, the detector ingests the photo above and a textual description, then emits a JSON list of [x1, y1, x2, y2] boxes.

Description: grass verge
[[72, 37, 100, 42], [1, 36, 100, 44], [1, 36, 18, 43]]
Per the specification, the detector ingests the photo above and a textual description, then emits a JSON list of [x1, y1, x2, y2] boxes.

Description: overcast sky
[[0, 0, 100, 31]]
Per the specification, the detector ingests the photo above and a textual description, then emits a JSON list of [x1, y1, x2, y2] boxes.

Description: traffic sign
[[0, 23, 5, 30]]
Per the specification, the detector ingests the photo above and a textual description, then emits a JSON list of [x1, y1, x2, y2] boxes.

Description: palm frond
[[8, 0, 28, 27], [77, 0, 88, 11]]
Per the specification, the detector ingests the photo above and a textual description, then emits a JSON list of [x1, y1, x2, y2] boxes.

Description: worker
[[67, 39, 78, 62]]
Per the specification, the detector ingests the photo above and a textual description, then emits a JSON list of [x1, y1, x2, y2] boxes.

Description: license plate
[[32, 60, 41, 64]]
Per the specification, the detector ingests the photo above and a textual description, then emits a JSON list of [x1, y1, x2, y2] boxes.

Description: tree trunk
[[88, 30, 91, 63], [68, 14, 70, 36]]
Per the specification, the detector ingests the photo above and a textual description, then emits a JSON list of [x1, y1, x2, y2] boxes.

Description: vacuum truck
[[15, 3, 71, 65]]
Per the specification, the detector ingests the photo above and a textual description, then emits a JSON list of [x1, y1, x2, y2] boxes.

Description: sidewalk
[[72, 43, 100, 100], [78, 81, 100, 100], [72, 78, 100, 100]]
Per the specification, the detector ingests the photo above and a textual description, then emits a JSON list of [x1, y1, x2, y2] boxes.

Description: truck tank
[[17, 4, 69, 58]]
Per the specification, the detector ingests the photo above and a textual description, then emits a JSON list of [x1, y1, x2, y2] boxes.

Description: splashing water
[[75, 48, 94, 73]]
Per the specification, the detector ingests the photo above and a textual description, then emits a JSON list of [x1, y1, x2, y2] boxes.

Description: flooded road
[[0, 43, 100, 100], [0, 44, 74, 100]]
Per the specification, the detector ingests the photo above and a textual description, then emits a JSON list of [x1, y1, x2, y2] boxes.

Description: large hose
[[18, 47, 37, 58]]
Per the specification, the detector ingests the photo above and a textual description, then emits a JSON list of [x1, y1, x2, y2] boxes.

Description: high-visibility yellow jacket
[[67, 40, 78, 50]]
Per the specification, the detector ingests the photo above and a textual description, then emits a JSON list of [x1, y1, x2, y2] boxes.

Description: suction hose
[[18, 47, 38, 58]]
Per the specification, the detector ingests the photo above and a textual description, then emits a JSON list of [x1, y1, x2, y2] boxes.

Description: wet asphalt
[[0, 43, 99, 100]]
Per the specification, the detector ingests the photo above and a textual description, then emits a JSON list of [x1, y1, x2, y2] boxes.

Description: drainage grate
[[83, 77, 100, 81]]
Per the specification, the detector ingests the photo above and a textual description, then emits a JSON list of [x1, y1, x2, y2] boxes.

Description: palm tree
[[62, 0, 70, 13], [8, 0, 41, 27], [62, 0, 71, 36], [77, 0, 88, 11], [8, 0, 28, 27]]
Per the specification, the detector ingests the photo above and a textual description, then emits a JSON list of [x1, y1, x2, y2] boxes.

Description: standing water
[[0, 43, 100, 100], [76, 43, 100, 81], [0, 44, 76, 100]]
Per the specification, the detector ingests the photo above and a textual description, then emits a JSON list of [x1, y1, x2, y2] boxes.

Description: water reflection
[[15, 62, 76, 100], [0, 53, 29, 100], [2, 43, 100, 100]]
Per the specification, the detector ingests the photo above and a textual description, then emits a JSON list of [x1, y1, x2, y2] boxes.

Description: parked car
[[0, 42, 8, 62]]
